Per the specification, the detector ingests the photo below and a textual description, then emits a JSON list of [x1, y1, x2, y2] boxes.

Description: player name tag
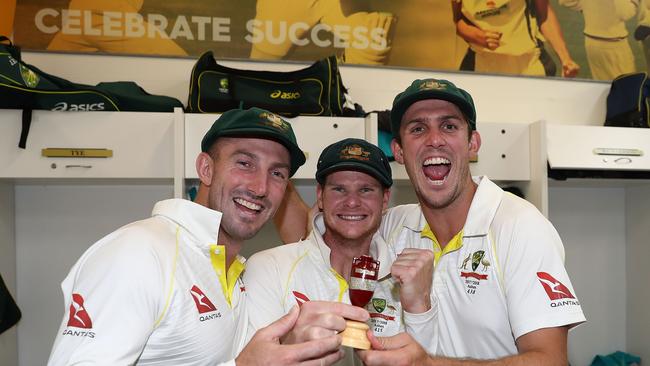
[[41, 148, 113, 158]]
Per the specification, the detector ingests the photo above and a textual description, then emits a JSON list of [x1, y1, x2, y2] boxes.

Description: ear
[[469, 131, 481, 156], [196, 152, 214, 186], [316, 183, 324, 211], [382, 188, 391, 211], [391, 138, 404, 165]]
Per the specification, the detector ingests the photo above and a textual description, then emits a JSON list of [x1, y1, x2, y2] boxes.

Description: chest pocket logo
[[372, 298, 386, 313], [460, 251, 490, 294]]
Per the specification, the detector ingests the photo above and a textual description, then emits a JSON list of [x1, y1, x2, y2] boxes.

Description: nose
[[425, 128, 446, 148], [344, 192, 361, 208], [247, 171, 268, 198]]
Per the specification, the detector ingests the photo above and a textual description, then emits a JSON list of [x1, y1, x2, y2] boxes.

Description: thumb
[[371, 333, 413, 350], [263, 305, 300, 340]]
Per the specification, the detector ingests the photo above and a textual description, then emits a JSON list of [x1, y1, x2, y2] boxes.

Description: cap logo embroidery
[[190, 285, 218, 314], [67, 293, 93, 329], [340, 144, 371, 161], [418, 80, 446, 91], [259, 112, 289, 131], [537, 272, 575, 300]]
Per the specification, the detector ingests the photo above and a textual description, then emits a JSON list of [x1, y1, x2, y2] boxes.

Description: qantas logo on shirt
[[190, 285, 218, 313], [67, 293, 93, 329], [292, 291, 310, 306], [191, 285, 222, 322], [62, 293, 96, 338], [537, 272, 575, 300]]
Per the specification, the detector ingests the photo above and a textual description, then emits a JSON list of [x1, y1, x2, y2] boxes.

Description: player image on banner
[[11, 0, 647, 79], [247, 0, 397, 65]]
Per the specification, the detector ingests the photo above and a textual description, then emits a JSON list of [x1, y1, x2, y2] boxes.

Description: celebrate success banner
[[11, 0, 648, 80]]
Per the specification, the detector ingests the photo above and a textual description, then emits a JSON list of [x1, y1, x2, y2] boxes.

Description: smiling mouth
[[337, 215, 367, 221], [423, 157, 451, 185], [234, 198, 263, 212]]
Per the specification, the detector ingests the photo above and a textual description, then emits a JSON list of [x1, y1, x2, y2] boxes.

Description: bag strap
[[19, 109, 32, 149]]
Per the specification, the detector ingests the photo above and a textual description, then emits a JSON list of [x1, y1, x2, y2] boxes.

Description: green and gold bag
[[187, 51, 348, 117]]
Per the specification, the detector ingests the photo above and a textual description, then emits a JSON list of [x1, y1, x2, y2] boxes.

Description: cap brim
[[218, 128, 306, 177], [391, 90, 475, 136], [316, 162, 392, 187]]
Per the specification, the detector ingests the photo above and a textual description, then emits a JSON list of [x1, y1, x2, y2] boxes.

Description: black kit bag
[[0, 36, 184, 148], [605, 72, 650, 128], [187, 51, 348, 117]]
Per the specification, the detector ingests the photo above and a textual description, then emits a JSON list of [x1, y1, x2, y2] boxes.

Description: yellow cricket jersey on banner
[[48, 199, 246, 366], [380, 176, 586, 359], [458, 0, 539, 56], [243, 213, 435, 366]]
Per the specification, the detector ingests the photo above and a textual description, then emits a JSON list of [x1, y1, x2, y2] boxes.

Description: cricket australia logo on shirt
[[62, 293, 95, 338], [460, 250, 490, 295], [537, 272, 580, 308], [190, 285, 222, 322], [368, 298, 397, 334]]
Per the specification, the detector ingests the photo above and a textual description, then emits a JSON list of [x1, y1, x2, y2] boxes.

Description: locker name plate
[[593, 148, 643, 156], [42, 148, 113, 158]]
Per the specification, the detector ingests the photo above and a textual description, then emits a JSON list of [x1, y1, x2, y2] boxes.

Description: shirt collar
[[399, 176, 503, 237], [151, 198, 223, 251], [310, 212, 392, 279], [463, 176, 503, 236]]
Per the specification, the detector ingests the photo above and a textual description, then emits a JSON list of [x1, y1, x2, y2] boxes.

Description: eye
[[360, 187, 374, 193], [271, 170, 287, 180], [237, 160, 252, 169], [442, 122, 459, 131], [409, 125, 425, 134], [332, 186, 345, 193]]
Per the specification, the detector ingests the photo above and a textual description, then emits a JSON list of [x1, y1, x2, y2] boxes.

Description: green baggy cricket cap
[[201, 107, 306, 177], [390, 78, 476, 136], [316, 138, 392, 187]]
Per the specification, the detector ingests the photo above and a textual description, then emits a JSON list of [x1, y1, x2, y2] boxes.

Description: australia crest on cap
[[418, 80, 446, 91], [259, 111, 289, 131], [340, 144, 371, 161]]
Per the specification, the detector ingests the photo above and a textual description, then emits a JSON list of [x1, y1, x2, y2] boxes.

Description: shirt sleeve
[[497, 208, 586, 340], [403, 303, 437, 353], [242, 250, 290, 340], [48, 228, 167, 366]]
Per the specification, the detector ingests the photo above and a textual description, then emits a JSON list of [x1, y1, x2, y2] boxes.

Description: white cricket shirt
[[243, 213, 435, 365], [380, 176, 586, 359], [48, 199, 247, 366]]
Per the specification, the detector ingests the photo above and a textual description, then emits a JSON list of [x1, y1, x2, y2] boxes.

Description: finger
[[301, 348, 345, 366], [367, 329, 384, 350], [357, 349, 397, 366], [304, 324, 344, 340], [261, 305, 299, 340], [373, 333, 414, 350], [304, 301, 370, 322], [283, 335, 342, 361]]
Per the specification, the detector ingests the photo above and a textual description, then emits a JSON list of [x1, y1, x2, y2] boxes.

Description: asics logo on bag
[[52, 102, 106, 111], [270, 90, 300, 100]]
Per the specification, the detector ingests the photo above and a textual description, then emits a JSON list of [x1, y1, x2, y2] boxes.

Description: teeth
[[424, 157, 450, 166], [339, 215, 365, 221], [234, 198, 261, 211], [427, 177, 445, 185]]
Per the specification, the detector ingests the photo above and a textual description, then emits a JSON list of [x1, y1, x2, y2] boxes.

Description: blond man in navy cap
[[48, 107, 367, 366], [244, 138, 435, 366]]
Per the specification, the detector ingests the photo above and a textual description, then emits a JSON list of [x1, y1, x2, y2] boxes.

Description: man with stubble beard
[[358, 79, 586, 365], [48, 107, 367, 366]]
